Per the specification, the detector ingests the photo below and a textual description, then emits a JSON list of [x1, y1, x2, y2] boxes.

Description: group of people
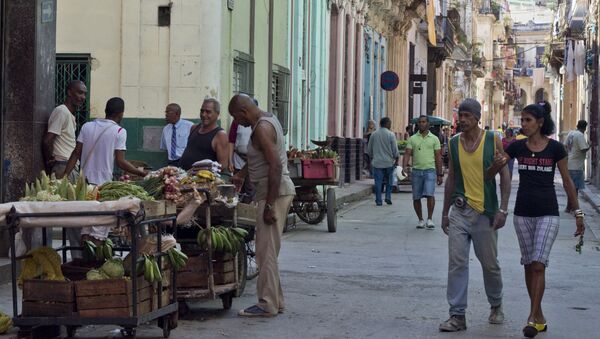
[[370, 97, 585, 337], [40, 83, 295, 318]]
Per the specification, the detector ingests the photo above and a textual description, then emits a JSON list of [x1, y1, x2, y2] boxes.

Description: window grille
[[233, 51, 254, 96], [55, 54, 91, 133], [271, 65, 290, 135]]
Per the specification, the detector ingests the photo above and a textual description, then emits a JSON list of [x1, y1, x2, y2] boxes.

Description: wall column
[[344, 13, 356, 137]]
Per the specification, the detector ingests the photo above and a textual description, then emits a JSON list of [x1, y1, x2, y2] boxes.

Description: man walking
[[63, 97, 147, 242], [228, 94, 295, 317], [160, 103, 193, 167], [38, 80, 87, 256], [565, 119, 589, 212], [402, 115, 443, 229], [367, 117, 399, 206], [439, 98, 511, 332]]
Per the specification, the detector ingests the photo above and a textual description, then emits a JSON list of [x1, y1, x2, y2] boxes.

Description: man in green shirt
[[402, 115, 443, 229]]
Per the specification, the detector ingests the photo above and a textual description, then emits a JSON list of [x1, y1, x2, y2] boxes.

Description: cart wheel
[[235, 247, 248, 297], [245, 238, 259, 281], [121, 327, 136, 338], [294, 201, 326, 224], [159, 316, 171, 338], [221, 292, 234, 310], [66, 325, 78, 338], [326, 188, 337, 233], [178, 300, 190, 317]]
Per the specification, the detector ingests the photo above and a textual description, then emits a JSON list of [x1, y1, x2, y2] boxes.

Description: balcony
[[429, 16, 456, 67]]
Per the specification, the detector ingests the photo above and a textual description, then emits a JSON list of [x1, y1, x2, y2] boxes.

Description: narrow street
[[3, 177, 596, 339]]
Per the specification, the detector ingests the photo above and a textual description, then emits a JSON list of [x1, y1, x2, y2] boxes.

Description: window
[[516, 47, 525, 68], [158, 6, 171, 27], [233, 51, 254, 96], [272, 65, 290, 135], [535, 46, 545, 68], [55, 54, 91, 132]]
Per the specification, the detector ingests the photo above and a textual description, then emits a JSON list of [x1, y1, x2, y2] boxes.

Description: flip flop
[[238, 305, 276, 317]]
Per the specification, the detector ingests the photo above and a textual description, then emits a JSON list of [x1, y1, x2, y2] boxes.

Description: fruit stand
[[288, 145, 339, 233], [0, 199, 178, 339], [174, 188, 247, 315]]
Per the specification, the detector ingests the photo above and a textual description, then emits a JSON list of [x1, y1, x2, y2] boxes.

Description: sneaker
[[488, 304, 504, 324], [416, 220, 426, 229], [439, 315, 467, 332], [426, 219, 435, 229], [385, 199, 392, 205]]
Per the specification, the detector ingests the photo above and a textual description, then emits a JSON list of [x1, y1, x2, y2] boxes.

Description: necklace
[[461, 130, 483, 153], [526, 138, 549, 158]]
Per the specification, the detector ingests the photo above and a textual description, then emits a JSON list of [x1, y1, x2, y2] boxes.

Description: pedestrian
[[402, 115, 443, 229], [487, 101, 585, 338], [228, 97, 258, 202], [228, 94, 296, 317], [363, 119, 377, 176], [403, 125, 413, 140], [564, 119, 589, 212], [439, 98, 511, 332], [160, 103, 193, 167], [179, 98, 229, 171], [37, 80, 86, 257], [502, 128, 517, 178], [62, 97, 147, 242], [367, 117, 399, 206]]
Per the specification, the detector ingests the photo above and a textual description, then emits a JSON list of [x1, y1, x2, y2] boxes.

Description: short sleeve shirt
[[565, 130, 588, 170], [77, 119, 127, 185], [47, 104, 76, 161], [406, 131, 441, 170], [506, 139, 567, 217]]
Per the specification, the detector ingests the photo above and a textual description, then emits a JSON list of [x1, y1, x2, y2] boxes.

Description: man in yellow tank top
[[438, 98, 512, 332]]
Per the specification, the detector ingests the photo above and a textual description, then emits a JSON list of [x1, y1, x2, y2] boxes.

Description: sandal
[[523, 322, 547, 338], [238, 305, 276, 317]]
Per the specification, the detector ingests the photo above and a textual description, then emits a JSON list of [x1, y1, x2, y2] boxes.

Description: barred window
[[55, 54, 91, 132], [233, 51, 254, 96], [271, 65, 290, 135]]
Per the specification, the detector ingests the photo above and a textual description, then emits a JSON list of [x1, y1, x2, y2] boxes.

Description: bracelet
[[498, 208, 508, 216], [573, 209, 584, 217]]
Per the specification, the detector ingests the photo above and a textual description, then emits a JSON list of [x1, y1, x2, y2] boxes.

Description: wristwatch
[[265, 203, 273, 211], [498, 208, 508, 216]]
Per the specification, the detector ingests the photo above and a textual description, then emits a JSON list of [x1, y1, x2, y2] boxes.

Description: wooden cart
[[1, 200, 178, 339], [175, 189, 245, 315], [290, 177, 339, 232]]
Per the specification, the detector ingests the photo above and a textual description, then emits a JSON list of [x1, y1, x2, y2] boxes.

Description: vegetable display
[[196, 226, 248, 254], [20, 171, 95, 202], [98, 181, 154, 201]]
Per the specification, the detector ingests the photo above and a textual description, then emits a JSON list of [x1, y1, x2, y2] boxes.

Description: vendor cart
[[290, 177, 338, 233], [0, 199, 178, 339], [175, 189, 245, 315]]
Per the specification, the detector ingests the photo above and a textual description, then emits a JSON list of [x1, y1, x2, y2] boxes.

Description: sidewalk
[[575, 184, 600, 241]]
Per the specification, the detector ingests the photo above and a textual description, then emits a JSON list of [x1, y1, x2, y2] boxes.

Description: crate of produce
[[288, 158, 303, 178], [302, 159, 336, 179], [22, 280, 76, 316], [176, 253, 235, 288], [61, 259, 105, 282], [74, 274, 171, 317]]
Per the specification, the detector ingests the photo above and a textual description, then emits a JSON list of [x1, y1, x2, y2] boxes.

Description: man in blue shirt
[[367, 117, 399, 206], [160, 103, 193, 167]]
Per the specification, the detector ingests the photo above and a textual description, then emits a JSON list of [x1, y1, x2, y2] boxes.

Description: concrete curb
[[335, 186, 373, 208]]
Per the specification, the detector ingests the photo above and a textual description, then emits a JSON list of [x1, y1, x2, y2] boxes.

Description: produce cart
[[290, 177, 338, 233], [174, 189, 245, 315], [0, 199, 178, 339]]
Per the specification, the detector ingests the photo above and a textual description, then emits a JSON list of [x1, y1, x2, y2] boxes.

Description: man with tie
[[160, 103, 193, 167]]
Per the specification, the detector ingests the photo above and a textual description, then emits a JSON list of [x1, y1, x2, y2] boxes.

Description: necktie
[[171, 125, 177, 160]]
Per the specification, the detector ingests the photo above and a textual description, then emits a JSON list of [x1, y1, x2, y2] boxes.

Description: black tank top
[[179, 125, 224, 170]]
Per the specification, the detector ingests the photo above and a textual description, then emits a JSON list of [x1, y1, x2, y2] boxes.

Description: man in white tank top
[[228, 94, 295, 317]]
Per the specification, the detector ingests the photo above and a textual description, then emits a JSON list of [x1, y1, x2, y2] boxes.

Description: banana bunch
[[83, 238, 114, 262], [196, 226, 248, 254], [196, 170, 216, 181], [141, 254, 163, 284], [21, 170, 93, 201], [18, 246, 65, 288], [166, 247, 189, 270], [0, 312, 12, 335]]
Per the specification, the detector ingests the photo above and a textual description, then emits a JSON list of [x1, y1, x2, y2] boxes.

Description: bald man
[[228, 94, 296, 317], [160, 103, 193, 167]]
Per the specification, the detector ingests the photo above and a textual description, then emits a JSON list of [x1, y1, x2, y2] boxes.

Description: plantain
[[152, 259, 162, 283], [167, 248, 177, 269], [144, 255, 154, 282]]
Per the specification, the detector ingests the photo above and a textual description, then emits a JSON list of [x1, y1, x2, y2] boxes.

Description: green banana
[[152, 259, 162, 283], [167, 249, 177, 268], [144, 255, 154, 282], [173, 248, 188, 261]]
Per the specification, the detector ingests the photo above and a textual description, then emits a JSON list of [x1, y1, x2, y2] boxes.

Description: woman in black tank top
[[179, 125, 224, 170]]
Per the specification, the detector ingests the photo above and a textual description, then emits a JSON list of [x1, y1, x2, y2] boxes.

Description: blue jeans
[[373, 166, 394, 205], [447, 204, 503, 316]]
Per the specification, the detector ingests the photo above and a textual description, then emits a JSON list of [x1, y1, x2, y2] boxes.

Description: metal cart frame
[[290, 178, 339, 232], [4, 205, 178, 339]]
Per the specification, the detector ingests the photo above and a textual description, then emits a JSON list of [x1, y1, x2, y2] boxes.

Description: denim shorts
[[411, 168, 436, 200], [569, 170, 585, 190]]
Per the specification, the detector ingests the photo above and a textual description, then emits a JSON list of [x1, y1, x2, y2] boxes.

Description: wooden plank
[[178, 258, 234, 273], [23, 280, 74, 303], [22, 301, 74, 317], [78, 299, 152, 318], [75, 278, 130, 297], [142, 200, 166, 218], [176, 271, 235, 288], [76, 286, 153, 310]]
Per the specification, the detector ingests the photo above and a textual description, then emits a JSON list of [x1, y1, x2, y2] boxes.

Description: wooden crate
[[61, 259, 104, 282], [176, 253, 235, 288], [75, 274, 171, 317], [22, 280, 75, 316], [143, 200, 177, 218]]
